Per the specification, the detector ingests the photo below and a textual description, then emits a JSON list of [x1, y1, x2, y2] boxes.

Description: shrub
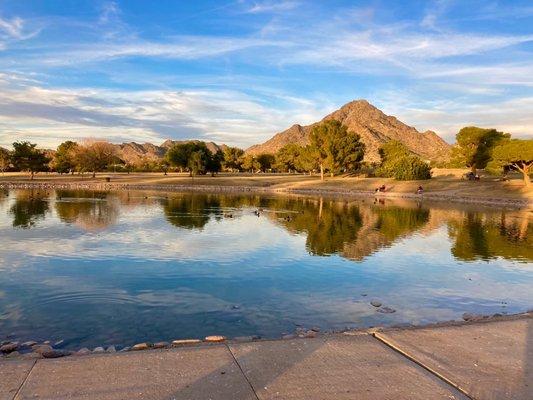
[[377, 140, 432, 180], [391, 156, 432, 180]]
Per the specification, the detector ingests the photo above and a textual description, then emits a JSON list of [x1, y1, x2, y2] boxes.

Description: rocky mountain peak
[[246, 99, 451, 163]]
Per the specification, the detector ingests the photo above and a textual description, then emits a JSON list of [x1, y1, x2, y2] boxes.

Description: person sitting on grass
[[416, 186, 424, 194]]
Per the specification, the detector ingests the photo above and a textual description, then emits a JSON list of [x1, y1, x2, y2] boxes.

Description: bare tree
[[0, 147, 10, 174], [74, 140, 118, 178]]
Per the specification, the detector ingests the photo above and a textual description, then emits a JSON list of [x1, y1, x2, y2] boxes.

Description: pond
[[0, 188, 532, 350]]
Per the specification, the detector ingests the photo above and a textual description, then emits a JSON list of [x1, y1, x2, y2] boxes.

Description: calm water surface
[[0, 188, 532, 349]]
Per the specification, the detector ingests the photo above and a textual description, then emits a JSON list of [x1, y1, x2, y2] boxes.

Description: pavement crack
[[225, 343, 260, 400], [371, 332, 477, 400]]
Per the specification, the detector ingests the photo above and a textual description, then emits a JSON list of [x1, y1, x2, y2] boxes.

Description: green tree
[[256, 153, 275, 172], [188, 150, 207, 176], [222, 147, 244, 172], [378, 140, 410, 163], [53, 141, 78, 174], [165, 143, 192, 172], [309, 120, 364, 180], [451, 127, 509, 173], [165, 142, 212, 176], [487, 139, 533, 187], [11, 141, 50, 179], [297, 146, 319, 174], [275, 144, 304, 172], [331, 131, 365, 174], [206, 150, 224, 176], [377, 140, 431, 180], [240, 154, 260, 173], [0, 147, 10, 174]]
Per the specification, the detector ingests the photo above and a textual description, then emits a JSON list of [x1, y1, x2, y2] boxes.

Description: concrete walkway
[[2, 315, 531, 400]]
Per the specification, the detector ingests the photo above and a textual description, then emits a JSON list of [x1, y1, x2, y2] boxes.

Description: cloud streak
[[0, 77, 334, 148]]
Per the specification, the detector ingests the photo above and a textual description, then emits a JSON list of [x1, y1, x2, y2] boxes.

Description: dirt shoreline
[[1, 181, 530, 208]]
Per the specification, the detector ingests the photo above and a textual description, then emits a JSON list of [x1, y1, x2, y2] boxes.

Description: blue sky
[[0, 0, 532, 149]]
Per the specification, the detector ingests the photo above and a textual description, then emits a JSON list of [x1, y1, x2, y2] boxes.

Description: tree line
[[0, 120, 531, 185]]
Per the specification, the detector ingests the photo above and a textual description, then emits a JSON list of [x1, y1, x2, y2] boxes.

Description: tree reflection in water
[[5, 189, 531, 263], [163, 194, 221, 230], [449, 211, 532, 262], [10, 190, 50, 228], [55, 190, 119, 231]]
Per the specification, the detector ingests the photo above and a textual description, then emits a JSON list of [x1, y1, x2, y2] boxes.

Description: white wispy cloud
[[0, 15, 40, 41], [375, 93, 533, 142], [283, 27, 533, 67], [0, 76, 333, 148], [420, 0, 453, 30], [11, 35, 288, 66], [99, 1, 121, 24], [246, 1, 300, 14], [0, 15, 25, 38]]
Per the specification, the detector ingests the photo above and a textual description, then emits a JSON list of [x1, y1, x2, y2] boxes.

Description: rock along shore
[[2, 311, 530, 362]]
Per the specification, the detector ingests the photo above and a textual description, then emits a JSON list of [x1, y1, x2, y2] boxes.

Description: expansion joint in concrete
[[12, 359, 37, 400], [225, 343, 260, 400], [372, 332, 477, 400]]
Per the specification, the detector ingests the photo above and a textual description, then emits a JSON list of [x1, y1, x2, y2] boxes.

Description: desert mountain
[[246, 100, 451, 163], [115, 140, 226, 165]]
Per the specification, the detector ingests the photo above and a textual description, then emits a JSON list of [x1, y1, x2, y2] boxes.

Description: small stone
[[172, 339, 201, 346], [370, 300, 382, 308], [303, 331, 317, 338], [119, 346, 131, 352], [54, 340, 64, 347], [252, 335, 261, 340], [462, 312, 484, 322], [75, 348, 91, 356], [42, 349, 69, 359], [282, 334, 296, 340], [106, 345, 117, 353], [132, 342, 150, 351], [231, 305, 240, 309], [153, 342, 168, 349], [0, 342, 19, 353], [6, 351, 21, 359], [311, 327, 320, 332], [21, 341, 38, 349], [43, 341, 50, 345], [377, 306, 396, 314], [32, 344, 53, 355], [93, 347, 105, 353], [204, 335, 226, 343]]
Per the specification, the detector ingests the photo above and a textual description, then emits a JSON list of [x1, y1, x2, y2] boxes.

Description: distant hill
[[246, 100, 451, 163], [116, 140, 226, 165]]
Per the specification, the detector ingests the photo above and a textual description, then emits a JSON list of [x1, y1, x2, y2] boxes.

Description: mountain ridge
[[246, 99, 451, 163]]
